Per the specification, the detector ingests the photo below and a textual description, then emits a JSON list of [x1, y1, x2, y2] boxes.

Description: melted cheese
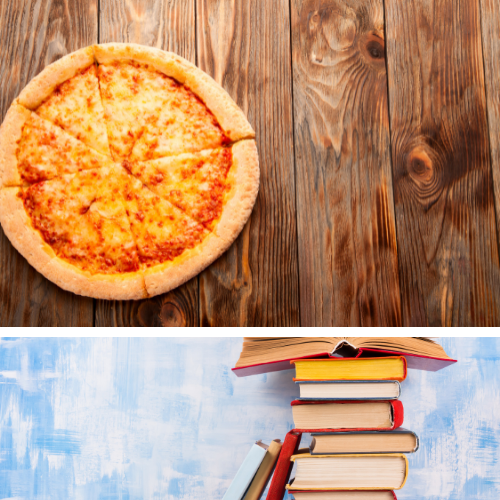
[[17, 60, 238, 277], [114, 168, 209, 267], [130, 83, 229, 161], [22, 167, 140, 274], [36, 65, 111, 155], [123, 148, 233, 228], [17, 113, 114, 184], [97, 62, 178, 160]]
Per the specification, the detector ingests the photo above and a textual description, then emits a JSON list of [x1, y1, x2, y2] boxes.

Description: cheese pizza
[[0, 44, 259, 300]]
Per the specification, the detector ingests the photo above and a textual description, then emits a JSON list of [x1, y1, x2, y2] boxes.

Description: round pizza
[[0, 44, 259, 300]]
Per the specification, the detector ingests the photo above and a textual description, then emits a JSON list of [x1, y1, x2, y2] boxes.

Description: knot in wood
[[409, 151, 433, 182], [366, 40, 384, 59], [406, 146, 443, 207], [360, 33, 386, 67], [307, 6, 356, 64], [160, 301, 185, 327]]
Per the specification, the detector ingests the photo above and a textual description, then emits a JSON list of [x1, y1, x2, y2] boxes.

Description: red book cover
[[232, 346, 456, 377], [267, 430, 302, 500], [291, 400, 404, 433], [288, 491, 397, 499]]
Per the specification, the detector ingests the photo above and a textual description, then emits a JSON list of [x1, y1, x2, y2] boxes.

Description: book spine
[[391, 400, 404, 430], [266, 431, 302, 500], [221, 444, 267, 500]]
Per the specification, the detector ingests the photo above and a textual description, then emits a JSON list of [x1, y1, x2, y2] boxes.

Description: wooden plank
[[0, 0, 96, 326], [95, 0, 198, 327], [480, 0, 500, 253], [196, 0, 300, 326], [384, 0, 500, 326], [290, 0, 401, 326]]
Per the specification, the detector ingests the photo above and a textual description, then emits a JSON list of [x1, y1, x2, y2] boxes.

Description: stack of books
[[282, 357, 414, 499], [227, 338, 455, 500]]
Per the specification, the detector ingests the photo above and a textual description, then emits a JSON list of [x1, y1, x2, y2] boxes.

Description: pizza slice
[[0, 103, 114, 186], [20, 166, 141, 275], [25, 64, 110, 156], [130, 83, 230, 161], [97, 61, 178, 160], [123, 147, 233, 229], [114, 168, 209, 267]]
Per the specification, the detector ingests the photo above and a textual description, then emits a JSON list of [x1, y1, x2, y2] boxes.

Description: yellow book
[[287, 453, 408, 490], [292, 357, 407, 382]]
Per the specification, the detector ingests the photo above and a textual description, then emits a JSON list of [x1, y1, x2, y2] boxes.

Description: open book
[[232, 337, 455, 377]]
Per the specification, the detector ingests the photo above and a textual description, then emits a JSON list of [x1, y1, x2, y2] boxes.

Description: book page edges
[[232, 349, 455, 377], [232, 353, 331, 377], [288, 491, 397, 499], [287, 454, 408, 491], [358, 349, 456, 371]]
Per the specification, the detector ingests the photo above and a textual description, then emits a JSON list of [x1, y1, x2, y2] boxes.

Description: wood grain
[[290, 0, 401, 326], [0, 0, 96, 326], [196, 0, 300, 326], [384, 0, 500, 326], [95, 0, 199, 327], [479, 0, 500, 250]]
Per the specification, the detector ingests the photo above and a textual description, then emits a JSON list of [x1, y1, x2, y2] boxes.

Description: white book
[[296, 381, 401, 400], [222, 441, 268, 500]]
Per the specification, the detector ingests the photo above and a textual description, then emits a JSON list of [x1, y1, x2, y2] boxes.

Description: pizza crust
[[1, 44, 260, 301], [17, 47, 95, 110], [143, 139, 259, 297], [93, 43, 255, 143], [215, 139, 260, 242], [0, 102, 30, 187], [0, 187, 147, 300]]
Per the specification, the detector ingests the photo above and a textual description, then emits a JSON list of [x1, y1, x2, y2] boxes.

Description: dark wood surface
[[1, 0, 499, 326], [291, 0, 401, 326], [385, 0, 500, 326]]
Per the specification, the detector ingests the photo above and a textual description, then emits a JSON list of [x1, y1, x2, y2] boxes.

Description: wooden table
[[1, 0, 500, 327]]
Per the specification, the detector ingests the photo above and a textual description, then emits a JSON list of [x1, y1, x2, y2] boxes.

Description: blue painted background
[[0, 337, 498, 500]]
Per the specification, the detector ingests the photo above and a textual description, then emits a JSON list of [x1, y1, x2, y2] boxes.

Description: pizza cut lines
[[130, 82, 230, 161], [21, 167, 141, 275], [0, 174, 146, 301], [97, 61, 179, 160], [123, 147, 233, 229], [0, 104, 114, 187], [17, 47, 111, 157], [114, 170, 209, 267], [34, 65, 111, 156], [0, 44, 259, 300]]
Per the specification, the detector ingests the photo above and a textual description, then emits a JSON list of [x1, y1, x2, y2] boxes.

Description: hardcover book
[[288, 490, 397, 499], [232, 337, 455, 377], [291, 400, 404, 433], [221, 441, 268, 500], [292, 358, 407, 382], [310, 428, 418, 455], [296, 381, 401, 400], [286, 453, 408, 490], [243, 439, 282, 500], [266, 430, 302, 500]]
